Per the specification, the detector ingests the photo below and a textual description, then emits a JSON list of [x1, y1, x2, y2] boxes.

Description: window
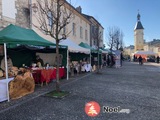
[[2, 0, 16, 19], [85, 29, 88, 41], [63, 26, 66, 34], [72, 23, 76, 36], [48, 11, 53, 27], [80, 26, 83, 38]]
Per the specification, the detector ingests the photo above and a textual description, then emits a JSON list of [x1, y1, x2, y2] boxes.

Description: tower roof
[[134, 12, 144, 30], [134, 21, 144, 30]]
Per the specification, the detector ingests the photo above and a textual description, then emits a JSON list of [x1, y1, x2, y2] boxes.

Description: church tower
[[134, 12, 144, 52]]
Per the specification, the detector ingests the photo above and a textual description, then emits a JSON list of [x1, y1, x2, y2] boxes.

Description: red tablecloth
[[32, 68, 65, 84]]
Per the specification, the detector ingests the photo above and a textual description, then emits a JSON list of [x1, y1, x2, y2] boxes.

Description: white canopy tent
[[134, 51, 157, 55], [58, 39, 90, 80], [59, 39, 90, 54], [134, 51, 157, 62], [100, 49, 108, 54]]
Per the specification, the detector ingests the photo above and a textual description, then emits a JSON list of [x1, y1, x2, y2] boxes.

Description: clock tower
[[134, 12, 144, 52]]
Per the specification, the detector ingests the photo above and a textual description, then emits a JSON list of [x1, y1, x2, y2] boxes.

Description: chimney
[[76, 6, 82, 13]]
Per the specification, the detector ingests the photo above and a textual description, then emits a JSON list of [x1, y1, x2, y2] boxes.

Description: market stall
[[79, 42, 102, 69], [59, 39, 90, 75], [0, 24, 62, 102], [60, 39, 90, 54], [134, 51, 157, 62], [32, 67, 65, 86]]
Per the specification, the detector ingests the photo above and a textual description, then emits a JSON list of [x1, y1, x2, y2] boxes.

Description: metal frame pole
[[4, 43, 8, 79], [67, 49, 69, 80]]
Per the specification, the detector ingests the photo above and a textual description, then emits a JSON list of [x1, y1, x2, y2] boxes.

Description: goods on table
[[9, 71, 35, 100]]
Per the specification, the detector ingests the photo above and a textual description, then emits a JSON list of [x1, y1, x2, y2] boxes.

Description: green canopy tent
[[79, 42, 93, 49], [0, 24, 68, 79], [79, 42, 98, 53], [79, 42, 102, 66], [0, 24, 56, 46]]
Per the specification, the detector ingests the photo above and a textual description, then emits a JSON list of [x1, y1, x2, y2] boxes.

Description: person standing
[[120, 53, 123, 66], [111, 55, 114, 66], [133, 55, 136, 62], [35, 55, 44, 67], [107, 55, 110, 67], [157, 56, 159, 63], [138, 55, 143, 65]]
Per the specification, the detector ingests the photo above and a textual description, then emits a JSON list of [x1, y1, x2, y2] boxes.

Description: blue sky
[[67, 0, 160, 47]]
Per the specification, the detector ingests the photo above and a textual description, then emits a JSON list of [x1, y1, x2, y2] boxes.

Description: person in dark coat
[[35, 55, 44, 67], [133, 55, 136, 62], [138, 55, 143, 65], [120, 53, 123, 66], [107, 55, 110, 66], [111, 55, 114, 66], [157, 56, 159, 63]]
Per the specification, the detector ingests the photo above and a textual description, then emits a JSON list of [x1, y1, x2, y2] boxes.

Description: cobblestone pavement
[[0, 62, 160, 120]]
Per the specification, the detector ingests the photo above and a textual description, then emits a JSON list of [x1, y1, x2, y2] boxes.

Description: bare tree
[[92, 26, 102, 73], [33, 0, 73, 92], [119, 31, 124, 51], [107, 26, 124, 51], [107, 27, 115, 52], [114, 27, 120, 50], [114, 28, 124, 50]]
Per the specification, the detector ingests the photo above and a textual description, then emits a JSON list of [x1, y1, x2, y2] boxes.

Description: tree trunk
[[97, 37, 100, 73], [97, 51, 99, 73], [56, 39, 60, 92], [56, 0, 60, 92]]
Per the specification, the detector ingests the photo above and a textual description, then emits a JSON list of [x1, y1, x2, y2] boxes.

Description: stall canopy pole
[[101, 53, 103, 69], [89, 50, 92, 64], [98, 51, 99, 70], [4, 43, 8, 79], [67, 49, 69, 80]]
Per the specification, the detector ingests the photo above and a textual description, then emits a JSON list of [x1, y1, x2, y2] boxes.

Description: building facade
[[31, 1, 91, 45], [66, 6, 90, 45], [0, 0, 104, 48], [123, 45, 134, 56], [144, 39, 160, 56], [83, 14, 104, 49], [0, 0, 30, 30], [134, 12, 144, 52]]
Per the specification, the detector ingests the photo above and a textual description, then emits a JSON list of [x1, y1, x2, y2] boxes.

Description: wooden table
[[32, 68, 65, 86]]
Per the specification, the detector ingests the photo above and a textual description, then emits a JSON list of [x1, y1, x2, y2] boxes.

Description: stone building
[[31, 0, 91, 45], [144, 39, 160, 56], [0, 0, 30, 30], [83, 14, 104, 49], [123, 45, 134, 56], [0, 0, 104, 48], [66, 5, 91, 45]]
